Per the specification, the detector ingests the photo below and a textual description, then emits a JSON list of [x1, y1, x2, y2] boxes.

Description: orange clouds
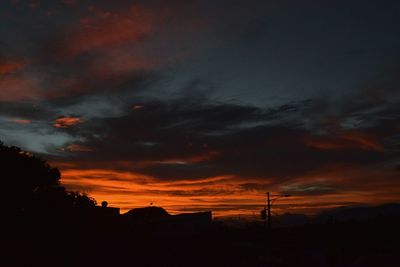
[[0, 75, 41, 101], [53, 2, 206, 85], [67, 144, 93, 152], [53, 116, 82, 128], [56, 159, 400, 217], [158, 151, 220, 165], [303, 137, 344, 150], [0, 2, 208, 100], [63, 6, 157, 58], [340, 131, 383, 151], [60, 167, 251, 215], [45, 5, 171, 96], [0, 60, 28, 75], [303, 131, 383, 152], [0, 59, 34, 101]]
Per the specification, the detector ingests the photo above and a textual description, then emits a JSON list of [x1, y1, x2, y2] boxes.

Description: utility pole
[[267, 192, 271, 230], [261, 192, 290, 229]]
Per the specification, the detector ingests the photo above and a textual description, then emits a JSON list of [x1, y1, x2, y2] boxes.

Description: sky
[[1, 0, 399, 216]]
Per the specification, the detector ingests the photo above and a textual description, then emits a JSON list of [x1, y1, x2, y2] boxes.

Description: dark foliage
[[0, 142, 96, 214]]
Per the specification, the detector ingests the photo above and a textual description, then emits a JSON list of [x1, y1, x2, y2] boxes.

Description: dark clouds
[[49, 94, 399, 183]]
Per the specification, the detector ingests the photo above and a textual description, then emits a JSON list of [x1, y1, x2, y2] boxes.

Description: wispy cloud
[[53, 116, 82, 128]]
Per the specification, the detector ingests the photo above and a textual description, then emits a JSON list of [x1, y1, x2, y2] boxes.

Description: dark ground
[[4, 212, 400, 267]]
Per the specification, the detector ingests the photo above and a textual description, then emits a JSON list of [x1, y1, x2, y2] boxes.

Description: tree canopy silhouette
[[1, 142, 95, 214]]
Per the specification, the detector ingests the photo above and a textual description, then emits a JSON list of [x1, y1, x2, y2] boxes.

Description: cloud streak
[[53, 116, 82, 128]]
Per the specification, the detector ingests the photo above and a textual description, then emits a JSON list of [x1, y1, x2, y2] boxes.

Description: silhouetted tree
[[0, 142, 95, 214]]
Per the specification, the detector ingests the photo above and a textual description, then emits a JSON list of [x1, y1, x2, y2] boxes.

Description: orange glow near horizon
[[58, 164, 400, 218]]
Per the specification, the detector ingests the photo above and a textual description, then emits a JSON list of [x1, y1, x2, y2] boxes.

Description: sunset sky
[[1, 0, 399, 217]]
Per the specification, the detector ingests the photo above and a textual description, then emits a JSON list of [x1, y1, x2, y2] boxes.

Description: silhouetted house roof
[[123, 206, 170, 222], [122, 207, 212, 232]]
